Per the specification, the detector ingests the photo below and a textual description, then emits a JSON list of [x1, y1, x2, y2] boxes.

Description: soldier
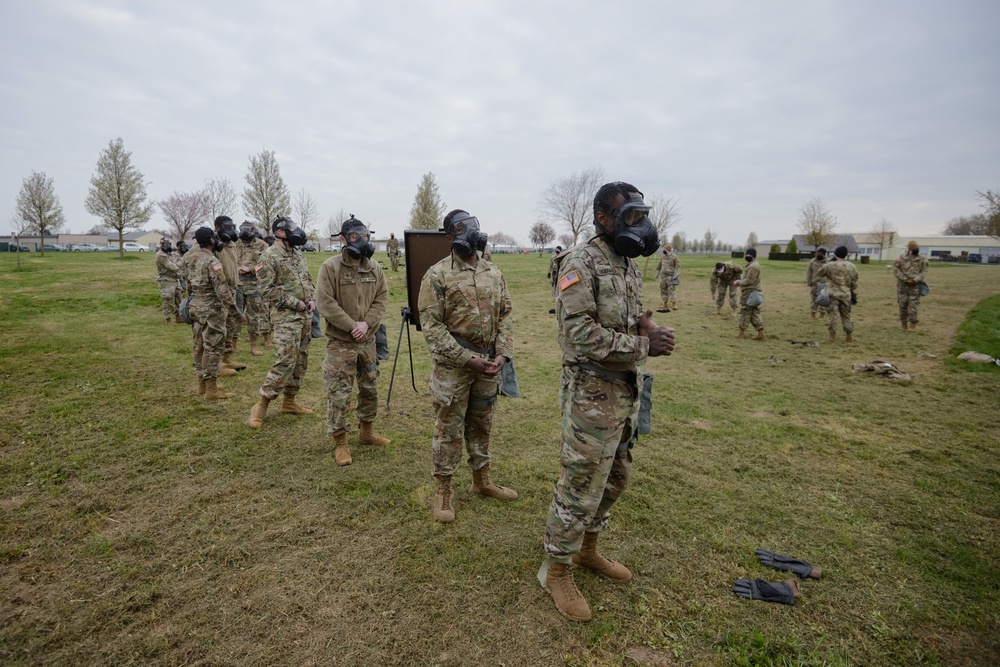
[[213, 216, 246, 371], [710, 261, 743, 316], [418, 209, 517, 524], [733, 248, 765, 340], [893, 240, 929, 330], [806, 248, 829, 319], [547, 246, 564, 293], [538, 181, 675, 622], [316, 216, 390, 466], [236, 221, 272, 356], [155, 238, 182, 323], [187, 227, 245, 400], [655, 244, 680, 311], [814, 245, 858, 343], [386, 232, 401, 272], [247, 217, 317, 428]]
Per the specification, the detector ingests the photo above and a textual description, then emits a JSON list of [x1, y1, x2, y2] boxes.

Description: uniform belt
[[574, 362, 636, 386], [452, 334, 495, 357]]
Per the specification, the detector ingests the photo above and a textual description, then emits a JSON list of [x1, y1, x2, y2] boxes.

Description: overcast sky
[[2, 0, 998, 246]]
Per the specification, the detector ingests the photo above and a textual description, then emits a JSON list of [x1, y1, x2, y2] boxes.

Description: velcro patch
[[211, 262, 223, 272], [559, 272, 580, 290], [255, 263, 263, 272]]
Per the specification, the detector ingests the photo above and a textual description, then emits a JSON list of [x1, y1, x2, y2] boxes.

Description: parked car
[[968, 253, 982, 264], [324, 243, 343, 252], [302, 243, 317, 252], [43, 243, 67, 252], [7, 244, 31, 252], [72, 243, 102, 252]]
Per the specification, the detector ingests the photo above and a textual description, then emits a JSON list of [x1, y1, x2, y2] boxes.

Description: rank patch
[[559, 272, 580, 290]]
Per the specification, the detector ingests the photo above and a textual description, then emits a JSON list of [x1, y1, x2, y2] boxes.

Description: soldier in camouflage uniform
[[386, 232, 400, 272], [814, 245, 858, 343], [247, 217, 317, 428], [539, 182, 675, 623], [806, 248, 829, 319], [155, 238, 182, 323], [213, 216, 246, 371], [188, 227, 245, 400], [236, 221, 272, 356], [654, 244, 680, 311], [734, 248, 765, 340], [418, 209, 517, 524], [316, 216, 390, 466], [893, 240, 929, 331], [710, 261, 743, 316]]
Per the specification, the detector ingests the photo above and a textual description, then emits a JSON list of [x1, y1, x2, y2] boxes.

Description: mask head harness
[[272, 216, 307, 247], [214, 216, 238, 243], [159, 239, 174, 253], [593, 182, 660, 258], [443, 209, 488, 258], [340, 215, 375, 260], [239, 221, 255, 242], [194, 226, 221, 250]]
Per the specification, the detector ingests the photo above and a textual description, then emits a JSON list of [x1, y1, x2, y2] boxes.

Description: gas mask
[[448, 213, 488, 258], [161, 243, 174, 254], [218, 220, 239, 243], [341, 216, 375, 260], [239, 223, 255, 242], [212, 234, 224, 252], [273, 217, 307, 247], [744, 255, 754, 263], [607, 195, 659, 258]]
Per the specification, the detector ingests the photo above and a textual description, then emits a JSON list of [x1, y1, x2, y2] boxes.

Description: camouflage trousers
[[323, 338, 379, 436], [715, 283, 738, 310], [809, 283, 825, 315], [659, 275, 676, 305], [738, 302, 764, 332], [827, 296, 853, 333], [241, 281, 271, 339], [897, 283, 921, 324], [158, 279, 181, 319], [190, 298, 227, 381], [259, 314, 311, 400], [543, 366, 636, 563], [429, 363, 500, 477], [389, 253, 400, 271], [224, 290, 242, 355]]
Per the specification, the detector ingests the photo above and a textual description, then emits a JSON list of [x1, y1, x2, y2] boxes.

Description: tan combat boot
[[572, 532, 632, 582], [197, 377, 207, 396], [671, 301, 677, 310], [845, 331, 853, 343], [910, 322, 918, 331], [828, 330, 837, 343], [433, 476, 455, 523], [222, 353, 246, 371], [218, 366, 238, 377], [543, 562, 592, 622], [204, 378, 235, 401], [715, 306, 722, 315], [359, 421, 390, 446], [175, 315, 184, 324], [901, 321, 909, 330], [249, 337, 264, 357], [736, 329, 745, 339], [470, 465, 518, 500], [280, 393, 314, 415], [333, 432, 352, 466], [165, 318, 172, 325], [247, 396, 270, 428], [754, 329, 767, 341]]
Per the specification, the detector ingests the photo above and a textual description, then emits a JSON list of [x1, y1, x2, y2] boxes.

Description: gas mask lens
[[617, 202, 652, 226]]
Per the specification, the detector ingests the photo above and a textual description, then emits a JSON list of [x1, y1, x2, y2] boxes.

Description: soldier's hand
[[307, 300, 316, 314], [238, 265, 250, 274], [465, 356, 492, 376], [731, 279, 741, 286], [351, 321, 370, 341], [236, 314, 248, 324], [647, 326, 675, 358], [295, 300, 308, 312], [483, 356, 506, 377], [638, 309, 657, 337]]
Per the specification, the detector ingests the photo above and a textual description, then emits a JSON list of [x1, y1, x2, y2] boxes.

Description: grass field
[[1, 249, 998, 666]]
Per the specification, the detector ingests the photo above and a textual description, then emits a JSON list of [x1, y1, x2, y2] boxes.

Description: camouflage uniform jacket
[[218, 241, 239, 286], [386, 237, 399, 256], [188, 247, 238, 313], [815, 259, 858, 300], [180, 248, 200, 285], [418, 253, 513, 368], [893, 253, 928, 286], [556, 235, 649, 374], [739, 260, 762, 298], [656, 253, 680, 277], [155, 250, 180, 280], [236, 238, 269, 283], [806, 256, 827, 286], [316, 254, 388, 344], [710, 262, 743, 292], [257, 243, 315, 311]]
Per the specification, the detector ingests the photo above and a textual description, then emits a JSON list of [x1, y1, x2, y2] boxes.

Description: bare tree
[[158, 190, 210, 242], [408, 172, 447, 230], [539, 166, 605, 244], [490, 231, 517, 250], [703, 228, 717, 254], [649, 193, 682, 245], [869, 217, 897, 261], [325, 208, 349, 243], [943, 214, 988, 235], [745, 231, 759, 251], [204, 178, 238, 224], [86, 223, 108, 235], [670, 232, 686, 253], [977, 189, 1000, 238], [294, 188, 319, 235], [797, 197, 838, 250], [529, 221, 556, 252], [84, 137, 154, 258], [15, 171, 65, 256], [242, 150, 290, 234], [558, 233, 574, 248], [9, 213, 32, 267]]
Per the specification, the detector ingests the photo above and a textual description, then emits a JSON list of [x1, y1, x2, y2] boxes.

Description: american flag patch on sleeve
[[559, 272, 580, 290], [255, 263, 263, 272], [211, 262, 223, 272]]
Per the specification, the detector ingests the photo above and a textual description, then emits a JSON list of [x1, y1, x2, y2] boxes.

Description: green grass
[[1, 250, 999, 666]]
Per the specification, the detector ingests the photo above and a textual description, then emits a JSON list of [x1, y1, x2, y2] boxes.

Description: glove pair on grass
[[733, 549, 822, 606]]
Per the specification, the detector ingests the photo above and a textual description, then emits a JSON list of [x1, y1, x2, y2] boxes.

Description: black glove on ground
[[733, 577, 800, 605], [756, 548, 822, 579]]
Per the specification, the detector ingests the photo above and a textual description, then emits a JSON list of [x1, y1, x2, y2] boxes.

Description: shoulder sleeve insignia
[[255, 263, 263, 272], [559, 272, 581, 291], [211, 262, 223, 272]]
